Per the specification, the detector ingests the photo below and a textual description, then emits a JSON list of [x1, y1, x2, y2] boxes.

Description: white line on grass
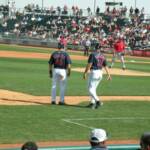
[[62, 117, 150, 129], [64, 117, 150, 121], [63, 119, 94, 129]]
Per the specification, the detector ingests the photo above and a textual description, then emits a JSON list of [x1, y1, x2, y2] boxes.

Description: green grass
[[0, 44, 83, 55], [0, 101, 150, 144], [0, 45, 150, 144], [0, 44, 52, 53], [107, 61, 150, 73], [71, 60, 86, 67], [0, 57, 150, 96], [126, 63, 150, 72], [105, 53, 150, 63]]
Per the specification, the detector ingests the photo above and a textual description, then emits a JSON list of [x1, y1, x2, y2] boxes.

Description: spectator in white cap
[[89, 128, 108, 150], [140, 132, 150, 150], [21, 141, 38, 150]]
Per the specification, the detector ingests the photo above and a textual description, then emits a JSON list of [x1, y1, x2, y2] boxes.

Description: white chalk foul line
[[63, 119, 94, 129], [62, 117, 150, 129]]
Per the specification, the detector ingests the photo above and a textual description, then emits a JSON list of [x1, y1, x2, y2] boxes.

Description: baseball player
[[48, 44, 72, 105], [83, 46, 111, 109], [83, 36, 91, 56], [109, 37, 126, 70]]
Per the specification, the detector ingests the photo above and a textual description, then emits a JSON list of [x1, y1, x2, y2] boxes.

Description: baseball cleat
[[122, 67, 126, 70], [51, 101, 56, 105], [58, 101, 66, 105], [87, 103, 96, 109], [95, 101, 103, 109]]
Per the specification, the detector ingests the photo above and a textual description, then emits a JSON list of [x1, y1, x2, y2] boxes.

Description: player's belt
[[54, 67, 66, 69], [90, 68, 102, 70]]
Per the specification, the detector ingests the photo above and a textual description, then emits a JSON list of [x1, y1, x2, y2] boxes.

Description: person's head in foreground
[[21, 141, 38, 150], [140, 132, 150, 150], [90, 128, 108, 150]]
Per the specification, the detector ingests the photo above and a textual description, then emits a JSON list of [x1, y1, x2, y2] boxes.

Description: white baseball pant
[[88, 69, 103, 104], [51, 68, 67, 103]]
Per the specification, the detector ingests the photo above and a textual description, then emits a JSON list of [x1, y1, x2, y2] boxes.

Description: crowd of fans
[[0, 3, 150, 50], [20, 131, 150, 150]]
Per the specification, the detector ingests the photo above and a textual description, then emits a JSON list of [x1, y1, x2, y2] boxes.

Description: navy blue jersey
[[48, 51, 72, 69], [88, 52, 107, 70]]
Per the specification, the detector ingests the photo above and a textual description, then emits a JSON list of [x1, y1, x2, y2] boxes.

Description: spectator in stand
[[112, 7, 117, 16], [76, 6, 80, 16], [79, 8, 83, 16], [63, 5, 68, 15], [57, 6, 61, 15], [129, 36, 136, 50], [87, 7, 91, 15], [106, 6, 110, 14], [96, 7, 100, 16], [21, 141, 38, 150], [89, 128, 108, 150], [135, 7, 140, 16], [72, 6, 76, 15], [50, 6, 55, 14], [59, 35, 68, 51], [140, 132, 150, 150], [129, 6, 134, 16]]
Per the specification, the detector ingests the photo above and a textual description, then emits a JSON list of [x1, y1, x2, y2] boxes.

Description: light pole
[[134, 0, 137, 9], [94, 0, 96, 14], [42, 0, 44, 11]]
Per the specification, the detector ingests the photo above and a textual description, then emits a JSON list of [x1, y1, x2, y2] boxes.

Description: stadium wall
[[0, 37, 58, 48], [0, 36, 84, 51], [0, 36, 150, 57]]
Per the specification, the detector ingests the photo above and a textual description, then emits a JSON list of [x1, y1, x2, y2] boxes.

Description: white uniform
[[88, 69, 103, 104], [51, 69, 67, 103], [49, 49, 71, 104], [84, 51, 108, 109]]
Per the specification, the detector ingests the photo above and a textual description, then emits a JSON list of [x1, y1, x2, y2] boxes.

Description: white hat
[[90, 128, 108, 143]]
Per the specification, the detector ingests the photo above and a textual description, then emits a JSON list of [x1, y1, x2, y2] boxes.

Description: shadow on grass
[[57, 103, 88, 108], [1, 98, 89, 108], [1, 98, 50, 105]]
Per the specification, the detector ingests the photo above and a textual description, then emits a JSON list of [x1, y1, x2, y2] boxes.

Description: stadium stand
[[0, 3, 150, 55]]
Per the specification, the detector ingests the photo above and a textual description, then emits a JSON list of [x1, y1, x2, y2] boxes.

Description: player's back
[[50, 51, 69, 69], [90, 52, 106, 70]]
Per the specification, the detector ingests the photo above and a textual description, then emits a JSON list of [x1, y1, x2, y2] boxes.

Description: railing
[[0, 6, 94, 17]]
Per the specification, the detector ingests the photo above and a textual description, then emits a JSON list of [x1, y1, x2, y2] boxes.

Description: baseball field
[[0, 44, 150, 149]]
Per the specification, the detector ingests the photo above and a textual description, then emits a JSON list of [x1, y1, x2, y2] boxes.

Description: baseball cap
[[90, 128, 108, 143]]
